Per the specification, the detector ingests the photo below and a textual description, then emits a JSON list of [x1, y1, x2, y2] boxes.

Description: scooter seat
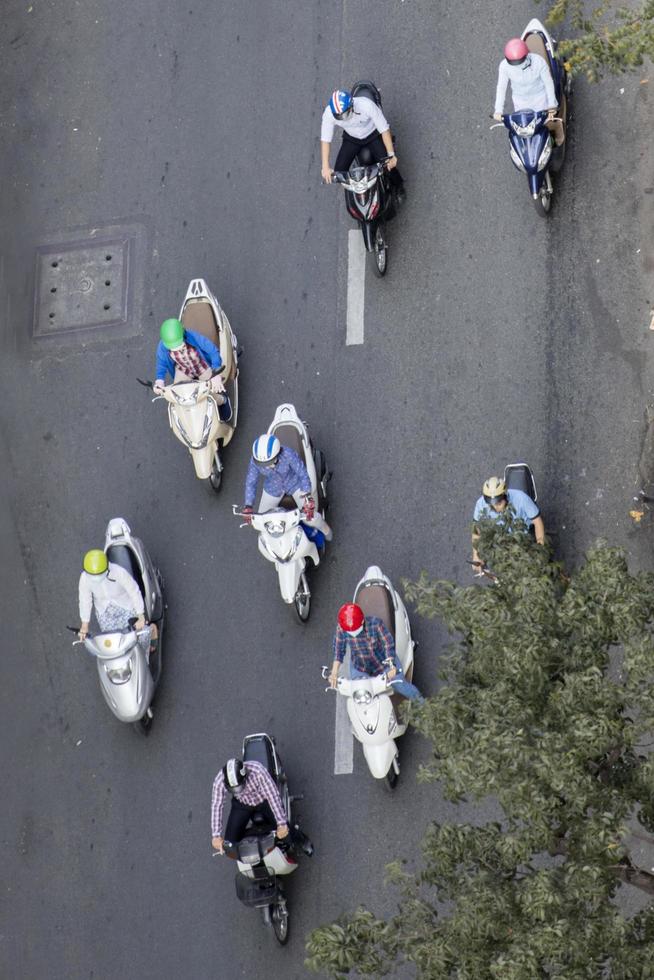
[[181, 300, 220, 347], [351, 80, 382, 107], [274, 423, 307, 465], [525, 32, 549, 65], [243, 734, 277, 776], [356, 582, 395, 639], [106, 545, 146, 599]]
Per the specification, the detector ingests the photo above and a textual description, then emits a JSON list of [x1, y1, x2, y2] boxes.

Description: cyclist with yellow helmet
[[471, 475, 545, 573]]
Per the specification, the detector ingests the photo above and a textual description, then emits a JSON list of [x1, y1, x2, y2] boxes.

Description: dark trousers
[[224, 798, 276, 845], [334, 131, 404, 187]]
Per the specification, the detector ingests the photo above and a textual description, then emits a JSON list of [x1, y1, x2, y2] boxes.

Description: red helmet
[[504, 38, 528, 65], [338, 603, 365, 633]]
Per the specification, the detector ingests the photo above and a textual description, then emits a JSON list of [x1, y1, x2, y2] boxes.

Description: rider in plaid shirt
[[211, 759, 288, 853], [329, 608, 424, 702]]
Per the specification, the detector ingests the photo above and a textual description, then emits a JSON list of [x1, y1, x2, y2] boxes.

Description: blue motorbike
[[492, 18, 571, 216]]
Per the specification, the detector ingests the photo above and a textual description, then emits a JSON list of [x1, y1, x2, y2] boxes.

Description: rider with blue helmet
[[241, 434, 332, 540], [320, 87, 405, 200]]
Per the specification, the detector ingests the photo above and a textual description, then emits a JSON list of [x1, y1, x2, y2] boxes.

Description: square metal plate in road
[[33, 237, 130, 337]]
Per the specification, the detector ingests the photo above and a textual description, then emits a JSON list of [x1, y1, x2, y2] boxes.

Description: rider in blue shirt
[[242, 434, 332, 540], [471, 474, 545, 573]]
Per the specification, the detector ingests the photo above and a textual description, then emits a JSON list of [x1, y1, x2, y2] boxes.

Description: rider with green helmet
[[78, 549, 147, 640], [153, 318, 231, 420]]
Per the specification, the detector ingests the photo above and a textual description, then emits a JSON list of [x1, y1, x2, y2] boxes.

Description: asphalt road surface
[[1, 1, 653, 977]]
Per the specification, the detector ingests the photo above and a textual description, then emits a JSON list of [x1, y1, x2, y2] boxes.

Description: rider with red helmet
[[328, 603, 423, 701], [493, 37, 558, 131]]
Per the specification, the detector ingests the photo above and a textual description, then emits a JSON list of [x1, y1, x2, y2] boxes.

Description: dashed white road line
[[334, 649, 354, 774], [346, 229, 365, 346]]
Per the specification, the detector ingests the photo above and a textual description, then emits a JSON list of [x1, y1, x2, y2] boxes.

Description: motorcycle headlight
[[353, 689, 372, 705], [509, 145, 526, 173], [537, 140, 552, 170], [512, 118, 536, 138], [172, 387, 199, 406], [105, 655, 134, 685]]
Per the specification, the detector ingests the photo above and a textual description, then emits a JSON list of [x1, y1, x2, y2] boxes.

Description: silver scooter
[[70, 518, 165, 735]]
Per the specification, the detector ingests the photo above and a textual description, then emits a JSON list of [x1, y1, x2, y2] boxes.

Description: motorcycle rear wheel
[[271, 903, 290, 945], [369, 225, 388, 277]]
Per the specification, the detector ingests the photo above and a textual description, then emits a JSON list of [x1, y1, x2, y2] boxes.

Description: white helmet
[[252, 434, 281, 467]]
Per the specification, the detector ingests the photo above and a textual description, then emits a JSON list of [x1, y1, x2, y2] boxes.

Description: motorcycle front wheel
[[294, 572, 311, 623], [271, 902, 290, 945], [133, 707, 153, 737], [369, 224, 388, 277], [208, 449, 223, 493], [533, 186, 552, 217]]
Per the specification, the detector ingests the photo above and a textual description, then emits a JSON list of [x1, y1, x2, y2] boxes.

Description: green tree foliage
[[544, 0, 654, 80], [306, 527, 654, 978]]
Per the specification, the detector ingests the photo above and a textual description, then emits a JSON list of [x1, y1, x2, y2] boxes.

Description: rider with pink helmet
[[493, 37, 557, 123]]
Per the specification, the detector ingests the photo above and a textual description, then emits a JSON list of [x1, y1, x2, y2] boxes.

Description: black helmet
[[223, 758, 247, 792]]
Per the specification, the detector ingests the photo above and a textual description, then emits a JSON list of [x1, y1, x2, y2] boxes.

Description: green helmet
[[160, 318, 185, 350], [83, 549, 108, 575]]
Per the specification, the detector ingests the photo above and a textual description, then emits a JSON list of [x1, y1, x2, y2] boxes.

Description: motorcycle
[[470, 462, 539, 581], [323, 565, 416, 789], [491, 18, 571, 215], [330, 80, 400, 277], [221, 732, 312, 945], [139, 278, 239, 492], [69, 518, 165, 735], [233, 403, 330, 622]]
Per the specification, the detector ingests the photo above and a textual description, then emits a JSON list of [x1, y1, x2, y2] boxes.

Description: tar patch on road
[[31, 221, 148, 346]]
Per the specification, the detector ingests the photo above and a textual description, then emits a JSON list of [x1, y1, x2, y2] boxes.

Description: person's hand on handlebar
[[547, 108, 557, 121], [276, 824, 289, 840], [78, 622, 89, 641], [212, 836, 224, 854], [493, 112, 503, 121], [242, 505, 254, 524], [386, 155, 398, 170], [153, 379, 165, 395], [322, 165, 334, 184]]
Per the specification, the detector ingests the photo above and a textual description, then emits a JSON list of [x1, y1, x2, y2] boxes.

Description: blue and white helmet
[[329, 89, 353, 118], [252, 433, 281, 467]]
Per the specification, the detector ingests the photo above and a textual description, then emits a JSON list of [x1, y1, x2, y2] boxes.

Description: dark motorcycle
[[331, 80, 401, 277], [491, 18, 571, 215], [222, 733, 312, 945]]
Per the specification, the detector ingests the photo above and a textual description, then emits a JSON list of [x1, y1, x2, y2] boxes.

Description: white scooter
[[139, 278, 239, 492], [221, 733, 312, 945], [69, 518, 165, 735], [233, 403, 330, 622], [323, 565, 416, 789]]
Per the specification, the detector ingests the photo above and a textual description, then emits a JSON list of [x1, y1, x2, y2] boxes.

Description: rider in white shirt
[[493, 38, 563, 145], [320, 88, 405, 200], [78, 549, 147, 640]]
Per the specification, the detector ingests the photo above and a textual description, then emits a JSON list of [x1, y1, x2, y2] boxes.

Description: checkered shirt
[[170, 342, 208, 379], [211, 760, 287, 838], [333, 615, 395, 675]]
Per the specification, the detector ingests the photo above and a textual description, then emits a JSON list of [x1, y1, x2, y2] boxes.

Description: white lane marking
[[334, 649, 353, 774], [346, 229, 365, 345]]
